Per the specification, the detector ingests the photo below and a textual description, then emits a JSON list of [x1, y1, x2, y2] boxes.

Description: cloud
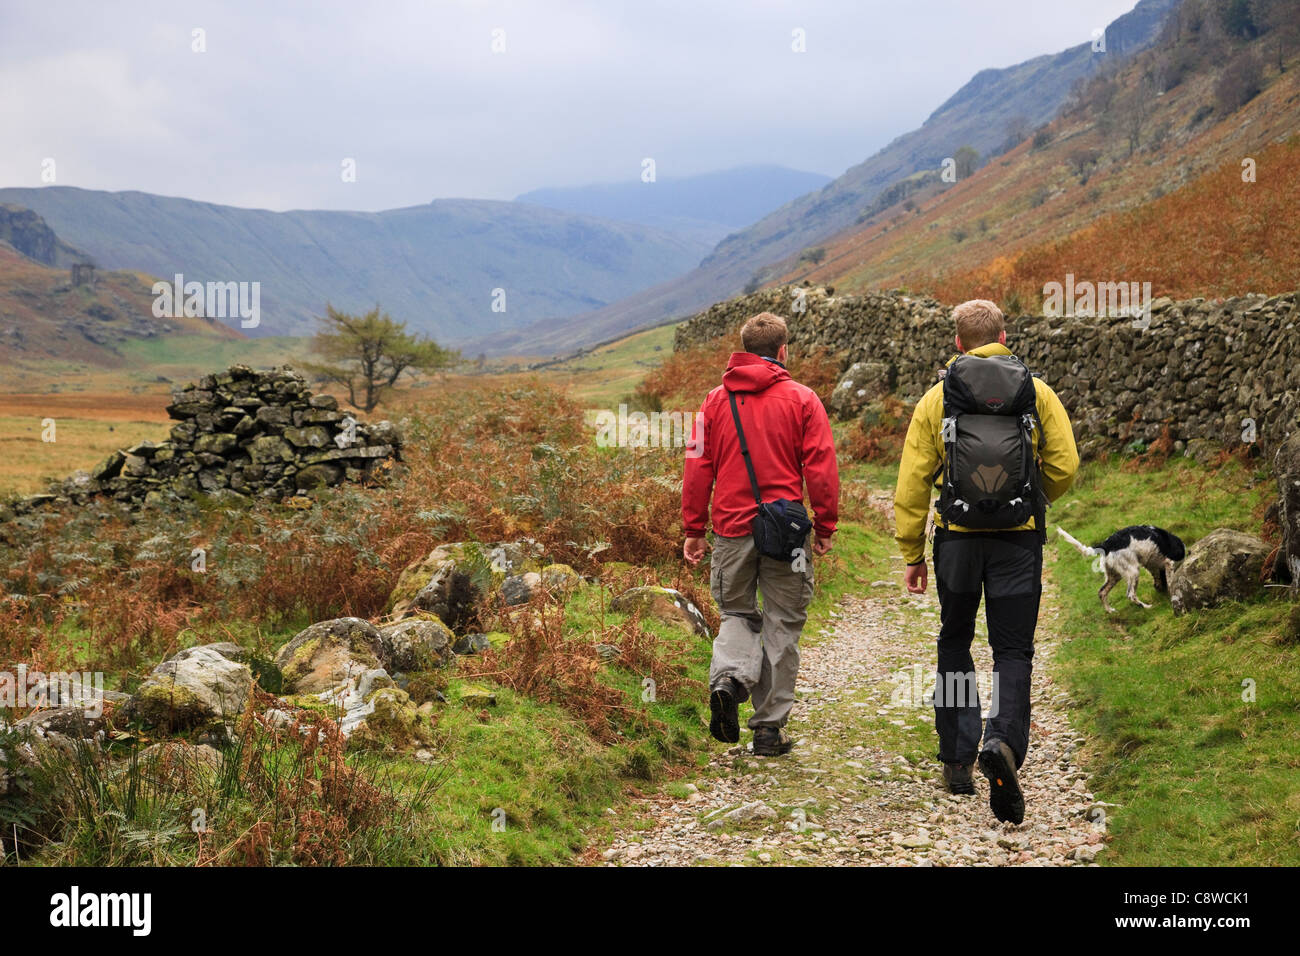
[[1, 0, 1141, 210]]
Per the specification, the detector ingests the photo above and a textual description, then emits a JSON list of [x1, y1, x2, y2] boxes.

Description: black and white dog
[[1057, 525, 1186, 613]]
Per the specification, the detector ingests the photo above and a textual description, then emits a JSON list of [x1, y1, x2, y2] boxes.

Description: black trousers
[[932, 528, 1042, 768]]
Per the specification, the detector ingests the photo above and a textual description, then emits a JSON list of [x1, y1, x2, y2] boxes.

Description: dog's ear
[[1168, 533, 1186, 561]]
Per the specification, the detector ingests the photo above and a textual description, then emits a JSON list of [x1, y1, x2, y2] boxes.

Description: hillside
[[780, 0, 1300, 307], [516, 165, 832, 248], [482, 0, 1181, 355], [0, 239, 242, 379], [0, 188, 711, 345]]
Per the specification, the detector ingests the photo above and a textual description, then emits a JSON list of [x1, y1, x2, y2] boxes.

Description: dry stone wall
[[13, 364, 402, 513], [674, 286, 1300, 458]]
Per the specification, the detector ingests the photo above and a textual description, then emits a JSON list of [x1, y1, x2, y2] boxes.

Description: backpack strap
[[727, 390, 763, 506]]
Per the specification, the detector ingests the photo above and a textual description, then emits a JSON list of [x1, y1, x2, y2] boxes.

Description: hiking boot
[[942, 761, 975, 795], [752, 726, 794, 757], [709, 678, 744, 743], [977, 739, 1025, 824]]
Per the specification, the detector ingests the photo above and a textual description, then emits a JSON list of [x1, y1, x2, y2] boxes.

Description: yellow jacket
[[893, 342, 1079, 564]]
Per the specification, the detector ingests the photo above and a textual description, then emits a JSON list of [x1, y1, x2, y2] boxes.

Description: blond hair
[[740, 312, 788, 357], [953, 299, 1005, 350]]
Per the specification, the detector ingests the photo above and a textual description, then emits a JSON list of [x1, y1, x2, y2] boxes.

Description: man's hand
[[683, 536, 708, 565], [813, 534, 833, 556], [904, 561, 928, 594]]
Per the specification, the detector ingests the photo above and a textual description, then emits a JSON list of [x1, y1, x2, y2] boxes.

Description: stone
[[1169, 529, 1271, 615], [452, 633, 492, 655], [540, 563, 582, 593], [294, 462, 343, 490], [130, 645, 255, 731], [282, 425, 332, 448], [167, 641, 249, 664], [830, 361, 897, 419], [91, 450, 125, 481], [457, 684, 498, 708], [346, 686, 435, 750], [273, 617, 385, 694], [377, 616, 455, 670], [502, 571, 541, 606], [248, 435, 295, 465], [611, 586, 711, 637], [193, 432, 239, 455]]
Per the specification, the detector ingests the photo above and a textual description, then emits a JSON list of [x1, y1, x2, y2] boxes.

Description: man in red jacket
[[682, 312, 839, 756]]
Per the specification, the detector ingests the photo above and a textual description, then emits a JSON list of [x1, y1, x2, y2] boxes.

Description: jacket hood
[[945, 341, 1013, 367], [722, 352, 790, 393]]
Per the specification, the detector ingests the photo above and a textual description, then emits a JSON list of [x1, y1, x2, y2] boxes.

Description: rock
[[347, 686, 436, 751], [91, 450, 125, 481], [273, 617, 385, 694], [611, 586, 711, 637], [248, 435, 295, 465], [502, 571, 541, 606], [540, 563, 582, 593], [706, 800, 776, 830], [1182, 438, 1221, 467], [457, 684, 498, 708], [130, 645, 254, 731], [12, 706, 108, 745], [294, 462, 343, 490], [452, 632, 492, 655], [829, 361, 896, 419], [168, 641, 249, 664], [1169, 529, 1271, 615], [377, 616, 455, 670], [282, 425, 332, 448], [387, 543, 488, 626]]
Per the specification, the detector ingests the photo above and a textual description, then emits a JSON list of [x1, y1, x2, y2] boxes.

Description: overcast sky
[[1, 0, 1139, 212]]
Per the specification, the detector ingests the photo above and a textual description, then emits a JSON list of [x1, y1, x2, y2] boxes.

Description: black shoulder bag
[[727, 390, 814, 562]]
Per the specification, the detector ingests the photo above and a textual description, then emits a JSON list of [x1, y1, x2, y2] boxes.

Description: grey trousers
[[708, 533, 814, 728]]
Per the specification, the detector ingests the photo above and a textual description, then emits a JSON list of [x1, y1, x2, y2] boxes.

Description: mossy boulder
[[347, 687, 436, 751], [540, 563, 581, 593], [611, 586, 711, 637], [830, 361, 896, 419], [1169, 529, 1271, 615], [387, 540, 544, 627], [273, 617, 384, 694], [377, 615, 454, 671], [456, 683, 498, 708], [129, 645, 254, 731]]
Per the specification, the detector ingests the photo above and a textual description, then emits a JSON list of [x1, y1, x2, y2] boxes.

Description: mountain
[[787, 0, 1300, 307], [0, 188, 711, 344], [515, 165, 833, 247], [482, 0, 1182, 356], [0, 204, 87, 268]]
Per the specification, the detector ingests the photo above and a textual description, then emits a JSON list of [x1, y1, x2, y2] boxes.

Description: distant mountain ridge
[[0, 187, 713, 344], [482, 0, 1183, 356], [516, 165, 833, 247]]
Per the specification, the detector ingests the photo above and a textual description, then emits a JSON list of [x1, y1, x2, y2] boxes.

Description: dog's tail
[[1056, 526, 1100, 558]]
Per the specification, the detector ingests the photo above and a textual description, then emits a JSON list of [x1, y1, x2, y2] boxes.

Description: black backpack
[[936, 354, 1047, 538]]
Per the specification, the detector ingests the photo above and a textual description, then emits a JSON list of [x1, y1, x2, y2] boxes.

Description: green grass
[[1048, 454, 1300, 865], [536, 323, 677, 407]]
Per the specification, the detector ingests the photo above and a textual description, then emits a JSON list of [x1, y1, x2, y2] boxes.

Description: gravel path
[[599, 545, 1109, 867]]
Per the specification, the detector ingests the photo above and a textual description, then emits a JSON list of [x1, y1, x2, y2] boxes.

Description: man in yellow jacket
[[894, 299, 1078, 823]]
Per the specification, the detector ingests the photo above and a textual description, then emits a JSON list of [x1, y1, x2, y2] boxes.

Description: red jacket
[[682, 352, 839, 539]]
